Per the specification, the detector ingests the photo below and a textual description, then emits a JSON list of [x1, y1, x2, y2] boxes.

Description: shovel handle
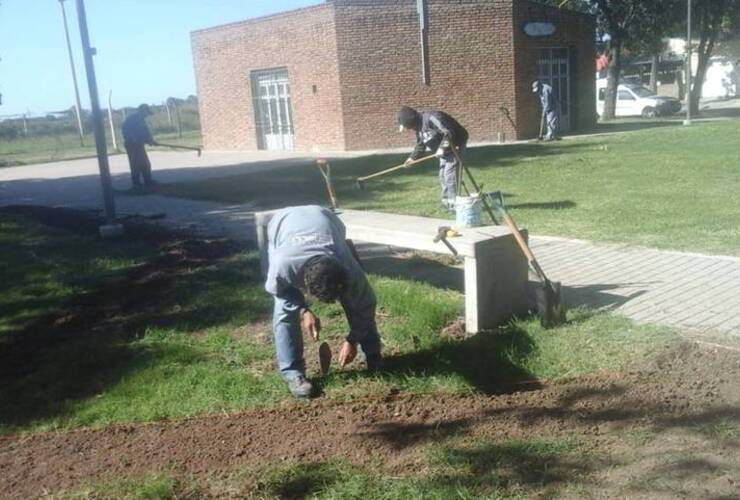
[[499, 211, 548, 282], [356, 154, 437, 183]]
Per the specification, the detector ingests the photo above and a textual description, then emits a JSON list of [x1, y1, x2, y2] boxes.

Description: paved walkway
[[2, 151, 738, 337]]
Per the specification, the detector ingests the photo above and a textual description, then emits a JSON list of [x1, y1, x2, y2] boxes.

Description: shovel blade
[[318, 341, 332, 376], [535, 279, 566, 328]]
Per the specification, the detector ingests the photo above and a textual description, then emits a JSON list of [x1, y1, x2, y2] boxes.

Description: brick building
[[191, 0, 596, 151]]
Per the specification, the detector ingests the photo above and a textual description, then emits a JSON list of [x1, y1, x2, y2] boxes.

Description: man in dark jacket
[[532, 81, 560, 141], [398, 106, 469, 212], [121, 104, 157, 187]]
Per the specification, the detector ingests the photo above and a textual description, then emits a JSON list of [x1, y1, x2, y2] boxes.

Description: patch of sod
[[248, 437, 587, 499]]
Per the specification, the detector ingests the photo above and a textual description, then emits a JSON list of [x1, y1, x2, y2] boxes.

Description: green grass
[[61, 474, 183, 500], [60, 437, 586, 499], [0, 130, 202, 167], [160, 119, 740, 256], [243, 436, 587, 499], [0, 212, 675, 435]]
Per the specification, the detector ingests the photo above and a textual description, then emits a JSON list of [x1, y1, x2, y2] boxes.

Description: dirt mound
[[1, 341, 738, 498]]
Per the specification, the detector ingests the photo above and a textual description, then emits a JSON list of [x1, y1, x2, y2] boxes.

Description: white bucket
[[455, 194, 483, 228]]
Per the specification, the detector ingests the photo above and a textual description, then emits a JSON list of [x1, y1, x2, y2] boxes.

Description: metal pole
[[107, 90, 119, 152], [75, 0, 116, 221], [59, 0, 85, 145], [685, 0, 692, 125]]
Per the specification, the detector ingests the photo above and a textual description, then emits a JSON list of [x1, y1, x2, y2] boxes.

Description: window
[[618, 90, 635, 101], [598, 88, 605, 101]]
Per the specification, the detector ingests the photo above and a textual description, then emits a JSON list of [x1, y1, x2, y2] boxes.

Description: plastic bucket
[[455, 194, 483, 228]]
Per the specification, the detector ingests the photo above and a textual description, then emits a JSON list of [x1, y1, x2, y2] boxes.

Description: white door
[[251, 69, 294, 150], [537, 48, 571, 132]]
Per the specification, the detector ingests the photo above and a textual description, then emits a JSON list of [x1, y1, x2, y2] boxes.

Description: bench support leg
[[464, 233, 530, 334]]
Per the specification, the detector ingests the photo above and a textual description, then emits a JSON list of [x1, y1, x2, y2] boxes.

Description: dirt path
[[1, 342, 738, 498]]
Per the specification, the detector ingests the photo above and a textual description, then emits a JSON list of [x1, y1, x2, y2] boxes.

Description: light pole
[[685, 0, 692, 125], [58, 0, 85, 145], [75, 0, 119, 229]]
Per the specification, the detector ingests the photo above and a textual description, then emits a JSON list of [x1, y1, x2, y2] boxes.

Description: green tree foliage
[[546, 0, 678, 119], [688, 0, 740, 114]]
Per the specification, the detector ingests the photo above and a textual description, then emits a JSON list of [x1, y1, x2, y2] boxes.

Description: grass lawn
[[160, 120, 740, 256], [66, 437, 588, 499], [0, 130, 202, 167], [0, 209, 674, 435]]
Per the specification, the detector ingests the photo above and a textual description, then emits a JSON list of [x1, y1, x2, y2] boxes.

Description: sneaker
[[366, 354, 384, 374], [286, 376, 314, 399]]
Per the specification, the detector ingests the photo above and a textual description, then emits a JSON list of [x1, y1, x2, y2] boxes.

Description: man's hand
[[338, 340, 357, 368], [435, 147, 445, 157], [404, 157, 414, 167], [300, 310, 321, 341]]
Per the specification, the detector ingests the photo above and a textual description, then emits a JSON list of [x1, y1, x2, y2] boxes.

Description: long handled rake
[[155, 142, 202, 157], [356, 154, 437, 189]]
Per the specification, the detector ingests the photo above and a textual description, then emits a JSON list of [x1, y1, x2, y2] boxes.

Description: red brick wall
[[333, 0, 519, 150], [191, 0, 596, 151], [512, 1, 597, 138], [191, 4, 345, 151]]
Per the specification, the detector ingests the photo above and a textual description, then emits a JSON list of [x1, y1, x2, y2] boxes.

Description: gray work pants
[[438, 144, 465, 207], [545, 111, 560, 140]]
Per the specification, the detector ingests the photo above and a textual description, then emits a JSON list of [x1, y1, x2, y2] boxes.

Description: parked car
[[596, 79, 682, 117]]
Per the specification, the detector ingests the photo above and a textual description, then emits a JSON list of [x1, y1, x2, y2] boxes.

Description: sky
[[0, 0, 322, 116]]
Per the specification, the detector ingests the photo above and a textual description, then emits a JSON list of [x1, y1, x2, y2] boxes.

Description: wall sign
[[523, 22, 556, 37]]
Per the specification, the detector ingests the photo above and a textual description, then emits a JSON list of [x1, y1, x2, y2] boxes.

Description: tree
[[551, 0, 675, 120], [688, 0, 740, 114]]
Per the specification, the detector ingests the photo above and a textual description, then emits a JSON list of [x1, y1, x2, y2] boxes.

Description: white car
[[596, 80, 682, 117]]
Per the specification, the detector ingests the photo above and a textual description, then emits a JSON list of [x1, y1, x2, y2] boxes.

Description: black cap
[[398, 106, 421, 130]]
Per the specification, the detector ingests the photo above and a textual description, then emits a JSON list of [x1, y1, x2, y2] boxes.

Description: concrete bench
[[254, 209, 529, 333]]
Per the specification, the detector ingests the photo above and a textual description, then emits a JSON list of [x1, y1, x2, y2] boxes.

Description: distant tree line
[[0, 95, 200, 142]]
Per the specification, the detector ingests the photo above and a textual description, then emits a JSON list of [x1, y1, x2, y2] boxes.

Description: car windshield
[[628, 85, 655, 97]]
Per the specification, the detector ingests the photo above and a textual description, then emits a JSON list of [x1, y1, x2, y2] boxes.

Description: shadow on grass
[[0, 207, 269, 429], [255, 439, 597, 498]]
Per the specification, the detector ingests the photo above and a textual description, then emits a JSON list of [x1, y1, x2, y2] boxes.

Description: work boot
[[286, 375, 315, 399], [366, 353, 384, 374]]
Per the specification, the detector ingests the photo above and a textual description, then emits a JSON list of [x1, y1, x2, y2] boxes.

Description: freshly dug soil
[[1, 341, 738, 498]]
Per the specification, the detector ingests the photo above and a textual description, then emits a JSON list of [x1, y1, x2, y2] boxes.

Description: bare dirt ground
[[1, 340, 737, 498], [0, 207, 738, 499]]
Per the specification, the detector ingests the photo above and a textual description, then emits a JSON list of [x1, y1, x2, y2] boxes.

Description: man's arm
[[340, 271, 377, 345], [408, 131, 427, 161]]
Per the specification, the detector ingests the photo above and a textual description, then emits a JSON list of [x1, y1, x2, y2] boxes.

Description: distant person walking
[[532, 81, 560, 141], [122, 104, 157, 187]]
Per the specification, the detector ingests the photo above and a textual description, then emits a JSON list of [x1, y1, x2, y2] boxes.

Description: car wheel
[[642, 106, 657, 118]]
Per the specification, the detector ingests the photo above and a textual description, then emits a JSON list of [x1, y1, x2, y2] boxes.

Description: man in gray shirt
[[265, 205, 382, 399]]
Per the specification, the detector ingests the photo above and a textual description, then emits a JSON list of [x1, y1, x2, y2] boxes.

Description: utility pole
[[75, 0, 119, 230], [59, 0, 85, 145], [685, 0, 692, 125], [107, 90, 119, 152]]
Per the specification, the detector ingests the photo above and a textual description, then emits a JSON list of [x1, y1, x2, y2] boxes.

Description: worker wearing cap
[[121, 104, 158, 187], [532, 81, 560, 141], [398, 106, 469, 213], [265, 205, 383, 399]]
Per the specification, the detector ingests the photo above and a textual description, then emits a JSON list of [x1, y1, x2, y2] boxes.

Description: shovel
[[489, 192, 566, 328], [316, 159, 339, 209]]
